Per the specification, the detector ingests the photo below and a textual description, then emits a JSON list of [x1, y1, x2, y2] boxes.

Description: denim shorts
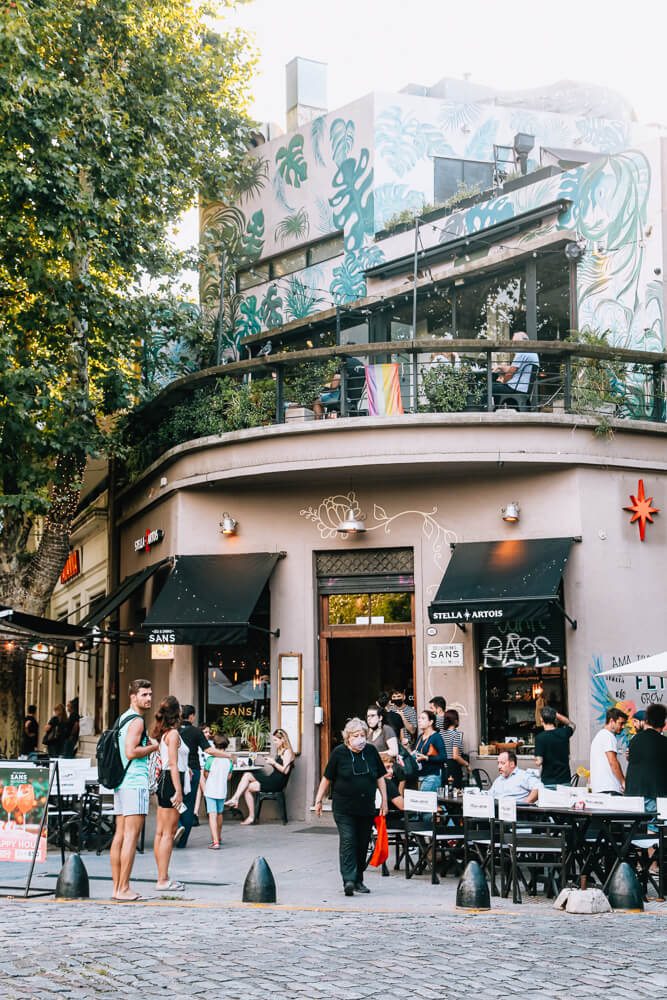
[[320, 389, 340, 405], [205, 796, 226, 814], [113, 786, 149, 816], [420, 774, 442, 793]]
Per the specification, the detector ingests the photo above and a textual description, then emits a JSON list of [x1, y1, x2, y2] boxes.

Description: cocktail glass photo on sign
[[0, 765, 49, 862]]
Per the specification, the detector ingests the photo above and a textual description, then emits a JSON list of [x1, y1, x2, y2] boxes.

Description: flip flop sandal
[[113, 894, 145, 902], [155, 881, 185, 892]]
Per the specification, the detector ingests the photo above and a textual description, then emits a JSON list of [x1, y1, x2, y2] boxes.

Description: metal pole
[[216, 250, 227, 367], [23, 762, 58, 898], [412, 219, 419, 337]]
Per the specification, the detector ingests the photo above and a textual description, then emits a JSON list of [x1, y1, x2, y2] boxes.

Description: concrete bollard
[[606, 862, 644, 910], [553, 887, 612, 913], [55, 854, 90, 899], [242, 856, 277, 903], [456, 860, 490, 909]]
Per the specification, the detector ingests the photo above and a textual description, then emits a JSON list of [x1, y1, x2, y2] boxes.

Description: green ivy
[[418, 363, 483, 413]]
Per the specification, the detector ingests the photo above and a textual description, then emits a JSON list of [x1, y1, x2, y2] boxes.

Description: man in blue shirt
[[489, 750, 541, 803], [493, 331, 539, 400]]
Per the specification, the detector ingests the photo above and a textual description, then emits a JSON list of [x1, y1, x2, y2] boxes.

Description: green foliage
[[284, 360, 338, 407], [419, 363, 483, 413], [276, 135, 308, 188], [119, 376, 276, 481], [566, 329, 626, 429], [329, 148, 374, 251], [240, 717, 270, 751], [284, 277, 325, 321], [274, 207, 310, 246], [0, 0, 255, 618]]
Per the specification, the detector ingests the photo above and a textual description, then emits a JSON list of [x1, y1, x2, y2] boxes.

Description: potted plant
[[240, 717, 270, 753], [213, 714, 243, 751], [566, 328, 626, 435]]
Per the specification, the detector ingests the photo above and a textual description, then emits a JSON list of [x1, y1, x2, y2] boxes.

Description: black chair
[[254, 767, 293, 825], [493, 362, 540, 411], [470, 768, 491, 791], [499, 820, 570, 904], [323, 362, 366, 417]]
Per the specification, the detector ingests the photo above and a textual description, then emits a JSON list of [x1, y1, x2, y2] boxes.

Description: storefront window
[[478, 608, 567, 751], [328, 592, 412, 625]]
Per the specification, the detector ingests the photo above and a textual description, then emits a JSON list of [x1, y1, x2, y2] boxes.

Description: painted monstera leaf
[[259, 284, 284, 328], [464, 119, 498, 161], [239, 210, 265, 263], [276, 134, 308, 188], [236, 295, 261, 339], [376, 106, 453, 177], [438, 102, 481, 132], [315, 195, 334, 235], [329, 148, 374, 252], [330, 253, 366, 305], [374, 182, 424, 229], [330, 118, 355, 167], [575, 118, 629, 154], [284, 276, 325, 320]]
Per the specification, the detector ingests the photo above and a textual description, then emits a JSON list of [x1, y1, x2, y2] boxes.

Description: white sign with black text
[[427, 643, 464, 667]]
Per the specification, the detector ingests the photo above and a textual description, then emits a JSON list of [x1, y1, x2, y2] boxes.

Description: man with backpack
[[108, 678, 157, 901]]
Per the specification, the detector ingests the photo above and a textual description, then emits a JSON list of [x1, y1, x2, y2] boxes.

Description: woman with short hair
[[151, 695, 189, 892], [314, 718, 387, 897]]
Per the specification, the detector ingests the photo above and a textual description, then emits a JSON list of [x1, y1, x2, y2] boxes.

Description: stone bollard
[[55, 854, 90, 899], [606, 862, 644, 910], [456, 860, 490, 909], [553, 887, 611, 913], [242, 856, 277, 903]]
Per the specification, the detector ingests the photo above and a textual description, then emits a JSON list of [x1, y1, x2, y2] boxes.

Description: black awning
[[0, 606, 90, 640], [80, 558, 171, 627], [141, 553, 282, 646], [428, 538, 575, 625]]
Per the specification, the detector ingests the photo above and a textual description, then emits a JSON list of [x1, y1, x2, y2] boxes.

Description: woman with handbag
[[314, 718, 387, 897], [414, 710, 447, 792], [151, 696, 190, 892]]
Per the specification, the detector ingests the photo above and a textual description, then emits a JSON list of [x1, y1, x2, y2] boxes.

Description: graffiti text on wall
[[481, 632, 560, 670]]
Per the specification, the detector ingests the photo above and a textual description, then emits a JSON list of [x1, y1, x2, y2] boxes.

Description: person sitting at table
[[492, 331, 538, 402], [589, 708, 628, 794], [380, 753, 405, 812], [225, 728, 294, 826], [312, 356, 365, 418], [534, 706, 576, 788], [489, 750, 540, 803], [414, 710, 447, 793]]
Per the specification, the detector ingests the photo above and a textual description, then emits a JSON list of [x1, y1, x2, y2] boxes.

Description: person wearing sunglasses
[[314, 718, 387, 897]]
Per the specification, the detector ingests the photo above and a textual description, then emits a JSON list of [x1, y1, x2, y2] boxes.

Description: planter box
[[285, 406, 315, 422]]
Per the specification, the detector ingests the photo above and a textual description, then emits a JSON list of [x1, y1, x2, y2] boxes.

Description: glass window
[[434, 158, 494, 203], [537, 255, 571, 341], [271, 247, 307, 278], [328, 594, 370, 625], [455, 270, 526, 340], [370, 593, 411, 623], [464, 160, 495, 192], [340, 321, 370, 347], [309, 233, 344, 265], [237, 265, 270, 291]]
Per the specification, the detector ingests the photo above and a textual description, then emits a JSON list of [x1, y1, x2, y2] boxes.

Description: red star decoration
[[624, 479, 659, 541]]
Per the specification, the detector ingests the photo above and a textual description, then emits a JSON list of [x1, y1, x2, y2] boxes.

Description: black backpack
[[96, 713, 144, 789]]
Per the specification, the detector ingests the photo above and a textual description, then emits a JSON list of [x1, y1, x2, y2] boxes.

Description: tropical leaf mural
[[329, 148, 374, 251], [315, 195, 335, 235], [233, 155, 269, 203], [274, 170, 296, 212], [284, 275, 326, 320], [438, 102, 481, 132], [576, 118, 629, 154], [330, 253, 366, 304], [236, 295, 261, 339], [259, 284, 284, 328], [375, 106, 454, 177], [239, 209, 265, 263], [357, 240, 385, 270], [311, 115, 326, 167], [276, 134, 308, 188], [464, 119, 499, 161], [274, 207, 310, 246], [330, 118, 355, 167], [374, 182, 424, 229]]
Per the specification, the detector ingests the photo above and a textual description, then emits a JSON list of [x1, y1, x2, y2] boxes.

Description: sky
[[176, 0, 666, 289], [226, 0, 666, 127]]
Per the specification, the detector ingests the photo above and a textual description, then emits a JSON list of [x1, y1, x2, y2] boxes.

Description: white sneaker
[[173, 826, 186, 845]]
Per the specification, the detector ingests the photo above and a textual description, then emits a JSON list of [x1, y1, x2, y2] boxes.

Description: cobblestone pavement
[[1, 898, 666, 1000]]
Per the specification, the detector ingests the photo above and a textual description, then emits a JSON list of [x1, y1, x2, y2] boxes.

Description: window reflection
[[328, 593, 412, 625], [537, 255, 570, 340], [456, 273, 527, 340]]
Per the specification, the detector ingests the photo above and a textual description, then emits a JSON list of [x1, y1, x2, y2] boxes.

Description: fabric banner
[[365, 364, 404, 416], [0, 764, 49, 862]]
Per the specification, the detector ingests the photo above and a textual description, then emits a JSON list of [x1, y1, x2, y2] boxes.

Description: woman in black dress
[[226, 728, 294, 826], [314, 717, 387, 896], [43, 703, 67, 757]]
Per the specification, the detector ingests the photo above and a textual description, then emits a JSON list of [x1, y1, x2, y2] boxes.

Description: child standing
[[204, 733, 233, 849]]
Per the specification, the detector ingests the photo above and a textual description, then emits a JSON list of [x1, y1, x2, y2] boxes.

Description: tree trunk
[[0, 647, 28, 758]]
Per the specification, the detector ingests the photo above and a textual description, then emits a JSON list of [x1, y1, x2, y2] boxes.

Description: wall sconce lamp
[[336, 508, 366, 534], [501, 502, 520, 523], [220, 512, 238, 536]]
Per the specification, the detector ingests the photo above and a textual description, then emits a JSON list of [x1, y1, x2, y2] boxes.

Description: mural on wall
[[198, 87, 663, 363], [589, 654, 665, 747]]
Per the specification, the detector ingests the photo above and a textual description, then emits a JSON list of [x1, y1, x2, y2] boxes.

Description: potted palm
[[240, 717, 270, 753]]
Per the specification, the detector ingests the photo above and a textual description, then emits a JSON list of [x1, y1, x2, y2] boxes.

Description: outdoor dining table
[[516, 803, 651, 889]]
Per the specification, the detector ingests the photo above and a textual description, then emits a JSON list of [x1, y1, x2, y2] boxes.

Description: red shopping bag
[[368, 815, 389, 867]]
